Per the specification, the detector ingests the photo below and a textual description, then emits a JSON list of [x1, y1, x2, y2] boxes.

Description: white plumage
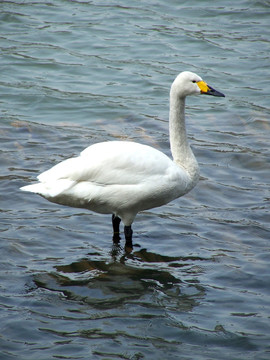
[[21, 71, 225, 246]]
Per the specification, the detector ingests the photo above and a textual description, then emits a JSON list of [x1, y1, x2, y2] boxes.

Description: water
[[1, 1, 270, 359]]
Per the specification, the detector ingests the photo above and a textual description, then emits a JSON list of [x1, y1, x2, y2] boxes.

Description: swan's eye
[[192, 80, 197, 83]]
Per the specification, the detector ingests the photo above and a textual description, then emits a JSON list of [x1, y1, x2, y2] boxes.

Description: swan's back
[[39, 141, 181, 184]]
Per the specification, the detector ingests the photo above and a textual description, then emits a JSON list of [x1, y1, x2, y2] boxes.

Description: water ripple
[[1, 1, 270, 359]]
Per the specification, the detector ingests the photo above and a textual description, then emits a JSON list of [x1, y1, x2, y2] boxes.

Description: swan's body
[[21, 71, 224, 246]]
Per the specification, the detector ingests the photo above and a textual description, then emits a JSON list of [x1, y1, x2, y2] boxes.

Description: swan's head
[[171, 71, 225, 98]]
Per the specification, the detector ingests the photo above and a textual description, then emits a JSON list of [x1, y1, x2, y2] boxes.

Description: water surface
[[0, 1, 270, 359]]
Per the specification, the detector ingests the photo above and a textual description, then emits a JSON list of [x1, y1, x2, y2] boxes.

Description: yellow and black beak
[[197, 81, 225, 97]]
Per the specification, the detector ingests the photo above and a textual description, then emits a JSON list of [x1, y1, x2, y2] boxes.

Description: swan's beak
[[197, 81, 225, 97]]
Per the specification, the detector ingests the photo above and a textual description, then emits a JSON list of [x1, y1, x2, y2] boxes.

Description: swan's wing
[[38, 141, 175, 186]]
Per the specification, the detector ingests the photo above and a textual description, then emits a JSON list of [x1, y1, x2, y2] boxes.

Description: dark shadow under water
[[33, 245, 206, 311]]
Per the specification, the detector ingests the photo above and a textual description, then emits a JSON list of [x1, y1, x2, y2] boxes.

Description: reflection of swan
[[21, 71, 224, 246], [34, 248, 206, 310]]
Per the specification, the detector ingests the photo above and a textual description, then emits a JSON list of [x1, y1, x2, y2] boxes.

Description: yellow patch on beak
[[197, 81, 210, 94]]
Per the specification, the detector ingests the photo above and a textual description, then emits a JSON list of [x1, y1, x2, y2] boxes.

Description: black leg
[[124, 225, 133, 248], [112, 214, 121, 243]]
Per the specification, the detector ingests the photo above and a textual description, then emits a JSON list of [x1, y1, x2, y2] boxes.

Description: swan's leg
[[124, 225, 133, 248], [112, 214, 121, 243]]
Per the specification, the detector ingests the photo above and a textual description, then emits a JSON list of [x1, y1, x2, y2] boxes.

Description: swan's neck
[[169, 93, 199, 182]]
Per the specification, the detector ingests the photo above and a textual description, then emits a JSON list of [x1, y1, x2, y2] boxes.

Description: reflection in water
[[34, 248, 206, 312], [32, 250, 256, 357]]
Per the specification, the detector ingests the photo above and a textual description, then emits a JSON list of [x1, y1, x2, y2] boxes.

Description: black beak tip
[[217, 91, 225, 98], [206, 85, 225, 98]]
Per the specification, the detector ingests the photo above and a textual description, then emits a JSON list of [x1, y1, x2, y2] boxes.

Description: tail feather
[[20, 183, 46, 194], [20, 179, 75, 198]]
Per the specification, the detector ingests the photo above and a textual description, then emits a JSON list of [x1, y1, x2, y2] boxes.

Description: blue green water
[[1, 1, 270, 359]]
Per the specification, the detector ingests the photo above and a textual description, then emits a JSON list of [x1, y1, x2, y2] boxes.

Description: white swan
[[21, 71, 224, 247]]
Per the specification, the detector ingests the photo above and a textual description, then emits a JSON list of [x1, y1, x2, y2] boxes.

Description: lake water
[[1, 1, 270, 359]]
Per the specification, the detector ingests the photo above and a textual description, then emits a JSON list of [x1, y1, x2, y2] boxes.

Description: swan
[[20, 71, 225, 247]]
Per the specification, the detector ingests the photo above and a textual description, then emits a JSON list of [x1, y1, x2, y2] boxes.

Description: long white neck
[[169, 90, 199, 184]]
